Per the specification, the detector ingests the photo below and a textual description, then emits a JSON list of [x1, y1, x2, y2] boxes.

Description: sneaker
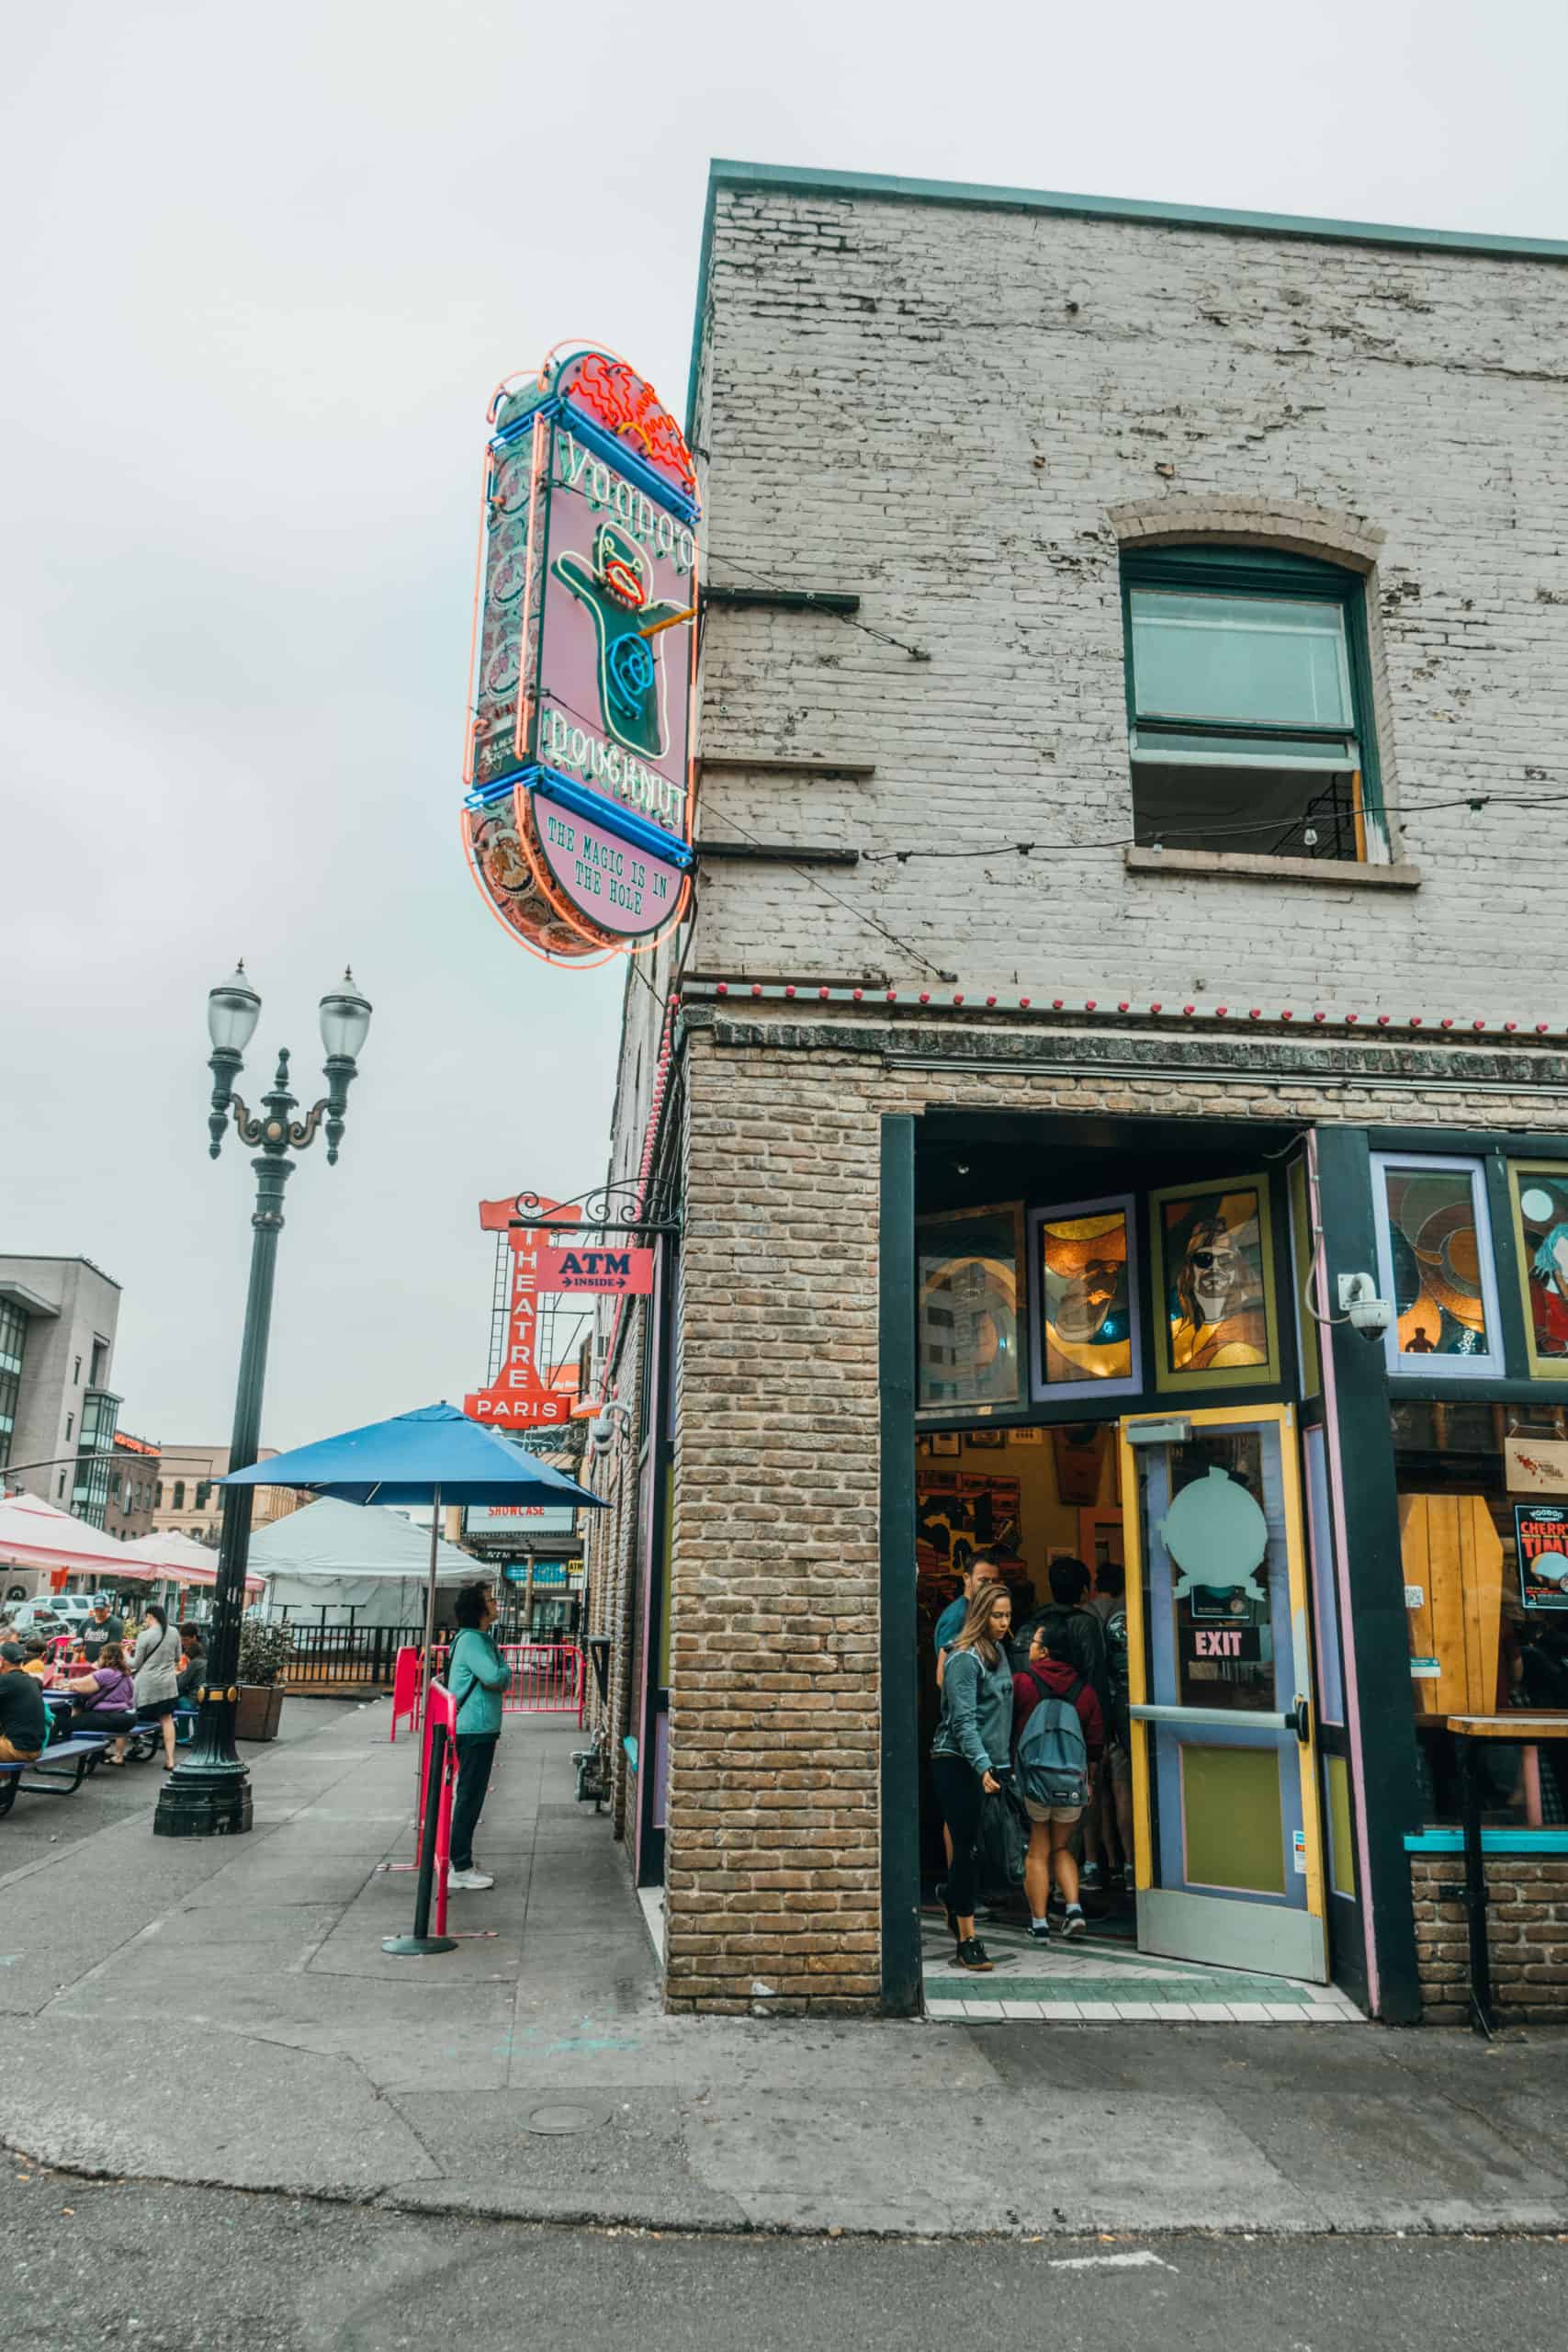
[[1027, 1920, 1053, 1943], [1063, 1904, 1087, 1939], [446, 1867, 494, 1892], [953, 1938, 993, 1973], [1079, 1862, 1103, 1892]]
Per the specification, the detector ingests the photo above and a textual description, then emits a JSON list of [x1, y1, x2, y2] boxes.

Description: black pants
[[931, 1754, 987, 1919], [450, 1733, 498, 1870], [69, 1709, 135, 1742]]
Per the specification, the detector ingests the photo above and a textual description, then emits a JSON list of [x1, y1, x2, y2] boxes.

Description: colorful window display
[[1030, 1196, 1141, 1401], [1371, 1155, 1503, 1378], [1508, 1163, 1568, 1378], [1150, 1178, 1280, 1392], [916, 1205, 1023, 1410]]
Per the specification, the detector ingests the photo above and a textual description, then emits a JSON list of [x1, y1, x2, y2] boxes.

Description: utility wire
[[698, 797, 952, 979], [704, 550, 931, 663]]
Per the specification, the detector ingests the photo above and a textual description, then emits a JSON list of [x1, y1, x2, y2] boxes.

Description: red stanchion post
[[383, 1680, 458, 1957]]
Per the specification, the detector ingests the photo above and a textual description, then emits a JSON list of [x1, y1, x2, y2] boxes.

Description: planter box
[[234, 1683, 285, 1742]]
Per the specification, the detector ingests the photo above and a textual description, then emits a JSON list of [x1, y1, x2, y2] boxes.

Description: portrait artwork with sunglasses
[[1158, 1185, 1273, 1379]]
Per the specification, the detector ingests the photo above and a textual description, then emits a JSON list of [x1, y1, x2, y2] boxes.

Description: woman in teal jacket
[[446, 1582, 510, 1890]]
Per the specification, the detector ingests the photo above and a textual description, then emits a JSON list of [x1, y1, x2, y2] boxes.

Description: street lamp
[[154, 964, 371, 1839]]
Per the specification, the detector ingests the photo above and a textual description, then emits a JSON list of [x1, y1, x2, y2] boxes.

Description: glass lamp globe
[[207, 963, 262, 1056], [319, 968, 372, 1061]]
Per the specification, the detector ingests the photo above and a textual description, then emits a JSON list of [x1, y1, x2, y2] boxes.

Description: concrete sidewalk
[[1, 1702, 1566, 2238]]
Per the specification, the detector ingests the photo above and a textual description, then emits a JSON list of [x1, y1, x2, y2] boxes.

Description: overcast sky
[[4, 1, 1565, 1449]]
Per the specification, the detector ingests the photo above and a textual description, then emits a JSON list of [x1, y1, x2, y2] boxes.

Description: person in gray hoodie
[[930, 1582, 1014, 1972]]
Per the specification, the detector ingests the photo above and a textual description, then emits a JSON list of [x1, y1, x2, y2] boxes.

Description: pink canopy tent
[[117, 1529, 265, 1595], [0, 1489, 158, 1580]]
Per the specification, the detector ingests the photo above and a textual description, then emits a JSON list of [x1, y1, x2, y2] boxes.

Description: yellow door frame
[[1118, 1403, 1325, 1932]]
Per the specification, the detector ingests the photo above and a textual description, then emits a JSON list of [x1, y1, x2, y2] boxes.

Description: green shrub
[[238, 1619, 293, 1687]]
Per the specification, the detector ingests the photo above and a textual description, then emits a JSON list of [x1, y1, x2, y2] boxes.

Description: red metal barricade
[[420, 1642, 584, 1723], [389, 1644, 420, 1743], [424, 1681, 459, 1939]]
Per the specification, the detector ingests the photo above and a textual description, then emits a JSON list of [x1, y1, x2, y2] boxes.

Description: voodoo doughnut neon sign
[[461, 345, 699, 962]]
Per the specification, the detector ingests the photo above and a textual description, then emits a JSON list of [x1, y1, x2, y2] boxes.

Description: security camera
[[1337, 1272, 1393, 1342]]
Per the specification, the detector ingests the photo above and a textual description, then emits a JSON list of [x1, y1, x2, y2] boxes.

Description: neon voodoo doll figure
[[552, 523, 690, 763]]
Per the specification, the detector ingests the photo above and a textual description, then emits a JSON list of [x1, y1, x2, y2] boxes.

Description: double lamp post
[[152, 962, 372, 1839]]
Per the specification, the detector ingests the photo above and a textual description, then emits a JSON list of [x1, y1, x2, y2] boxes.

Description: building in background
[[152, 1443, 301, 1547], [583, 161, 1568, 2030], [0, 1255, 121, 1523], [461, 1502, 584, 1637], [104, 1430, 161, 1544]]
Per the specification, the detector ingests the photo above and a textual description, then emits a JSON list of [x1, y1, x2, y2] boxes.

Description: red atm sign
[[538, 1244, 655, 1296]]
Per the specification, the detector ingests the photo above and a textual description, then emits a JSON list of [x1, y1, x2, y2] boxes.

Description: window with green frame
[[1121, 545, 1386, 863]]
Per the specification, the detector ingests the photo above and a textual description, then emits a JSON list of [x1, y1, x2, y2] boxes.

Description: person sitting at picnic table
[[62, 1642, 139, 1764], [0, 1642, 49, 1766], [21, 1639, 56, 1686], [176, 1623, 206, 1704]]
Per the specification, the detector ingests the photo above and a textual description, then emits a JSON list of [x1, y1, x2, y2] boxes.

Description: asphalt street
[[6, 2157, 1568, 2352]]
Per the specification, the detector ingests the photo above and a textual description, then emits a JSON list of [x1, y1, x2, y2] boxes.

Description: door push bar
[[1132, 1700, 1311, 1744]]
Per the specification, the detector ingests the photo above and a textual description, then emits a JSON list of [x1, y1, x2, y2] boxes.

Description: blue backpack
[[1013, 1667, 1089, 1809]]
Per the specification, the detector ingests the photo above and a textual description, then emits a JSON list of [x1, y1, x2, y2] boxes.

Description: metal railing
[[280, 1623, 423, 1689]]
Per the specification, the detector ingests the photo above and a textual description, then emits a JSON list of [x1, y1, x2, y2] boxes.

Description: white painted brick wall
[[683, 187, 1568, 1022]]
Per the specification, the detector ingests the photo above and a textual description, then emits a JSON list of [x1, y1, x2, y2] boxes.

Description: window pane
[[1131, 590, 1352, 729], [1132, 762, 1362, 859], [1381, 1166, 1492, 1359], [918, 1205, 1021, 1409]]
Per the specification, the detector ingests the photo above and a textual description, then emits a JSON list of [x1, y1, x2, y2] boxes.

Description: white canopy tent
[[244, 1497, 478, 1627], [118, 1528, 265, 1596]]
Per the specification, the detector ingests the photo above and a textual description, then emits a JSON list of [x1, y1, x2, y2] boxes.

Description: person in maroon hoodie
[[1012, 1615, 1105, 1940]]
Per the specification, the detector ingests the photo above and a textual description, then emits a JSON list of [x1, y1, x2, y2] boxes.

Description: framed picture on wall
[[1029, 1193, 1141, 1402], [1507, 1161, 1568, 1382], [928, 1430, 962, 1456], [1371, 1152, 1503, 1379], [967, 1428, 1006, 1450], [1150, 1175, 1280, 1392], [917, 1203, 1024, 1411]]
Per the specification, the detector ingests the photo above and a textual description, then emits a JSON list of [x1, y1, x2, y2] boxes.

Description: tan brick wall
[[1411, 1855, 1568, 2027], [657, 1010, 1568, 2014]]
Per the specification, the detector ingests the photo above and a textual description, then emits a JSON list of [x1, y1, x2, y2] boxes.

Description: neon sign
[[461, 345, 699, 963]]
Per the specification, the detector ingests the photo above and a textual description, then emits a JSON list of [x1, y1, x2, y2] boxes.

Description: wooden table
[[1446, 1713, 1568, 2035]]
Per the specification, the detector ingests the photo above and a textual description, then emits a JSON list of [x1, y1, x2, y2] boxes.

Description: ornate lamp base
[[152, 1761, 254, 1838], [381, 1934, 458, 1956]]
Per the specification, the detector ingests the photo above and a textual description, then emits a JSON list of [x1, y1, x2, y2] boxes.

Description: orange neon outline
[[461, 442, 496, 788]]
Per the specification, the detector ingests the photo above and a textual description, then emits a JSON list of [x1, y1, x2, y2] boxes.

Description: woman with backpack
[[930, 1581, 1014, 1973], [1012, 1616, 1105, 1941]]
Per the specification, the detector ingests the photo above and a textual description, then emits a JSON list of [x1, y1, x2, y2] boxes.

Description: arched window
[[1121, 545, 1383, 864]]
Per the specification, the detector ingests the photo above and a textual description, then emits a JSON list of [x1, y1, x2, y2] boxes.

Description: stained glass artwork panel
[[1152, 1180, 1279, 1391], [1035, 1198, 1138, 1398], [1380, 1165, 1492, 1360], [1510, 1164, 1568, 1373], [917, 1205, 1022, 1410]]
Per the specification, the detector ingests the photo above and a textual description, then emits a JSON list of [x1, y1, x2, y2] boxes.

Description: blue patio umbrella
[[223, 1400, 604, 1955]]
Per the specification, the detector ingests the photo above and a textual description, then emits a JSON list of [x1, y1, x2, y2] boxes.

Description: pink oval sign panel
[[461, 346, 699, 963]]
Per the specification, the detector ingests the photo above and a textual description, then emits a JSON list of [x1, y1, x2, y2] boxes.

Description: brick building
[[104, 1429, 160, 1543], [581, 162, 1568, 2026]]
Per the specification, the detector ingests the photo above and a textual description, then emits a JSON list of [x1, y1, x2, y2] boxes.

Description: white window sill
[[1124, 845, 1421, 889]]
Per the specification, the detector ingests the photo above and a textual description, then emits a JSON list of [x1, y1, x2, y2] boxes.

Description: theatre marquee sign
[[461, 346, 700, 963]]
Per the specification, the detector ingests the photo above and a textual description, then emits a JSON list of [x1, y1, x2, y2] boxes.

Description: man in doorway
[[79, 1599, 123, 1662], [933, 1550, 1003, 1678], [1089, 1561, 1133, 1888]]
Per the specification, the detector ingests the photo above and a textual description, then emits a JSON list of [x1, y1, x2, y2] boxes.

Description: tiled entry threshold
[[922, 1914, 1364, 2023]]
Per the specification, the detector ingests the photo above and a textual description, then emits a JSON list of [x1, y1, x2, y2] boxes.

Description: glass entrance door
[[1119, 1406, 1327, 1982]]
